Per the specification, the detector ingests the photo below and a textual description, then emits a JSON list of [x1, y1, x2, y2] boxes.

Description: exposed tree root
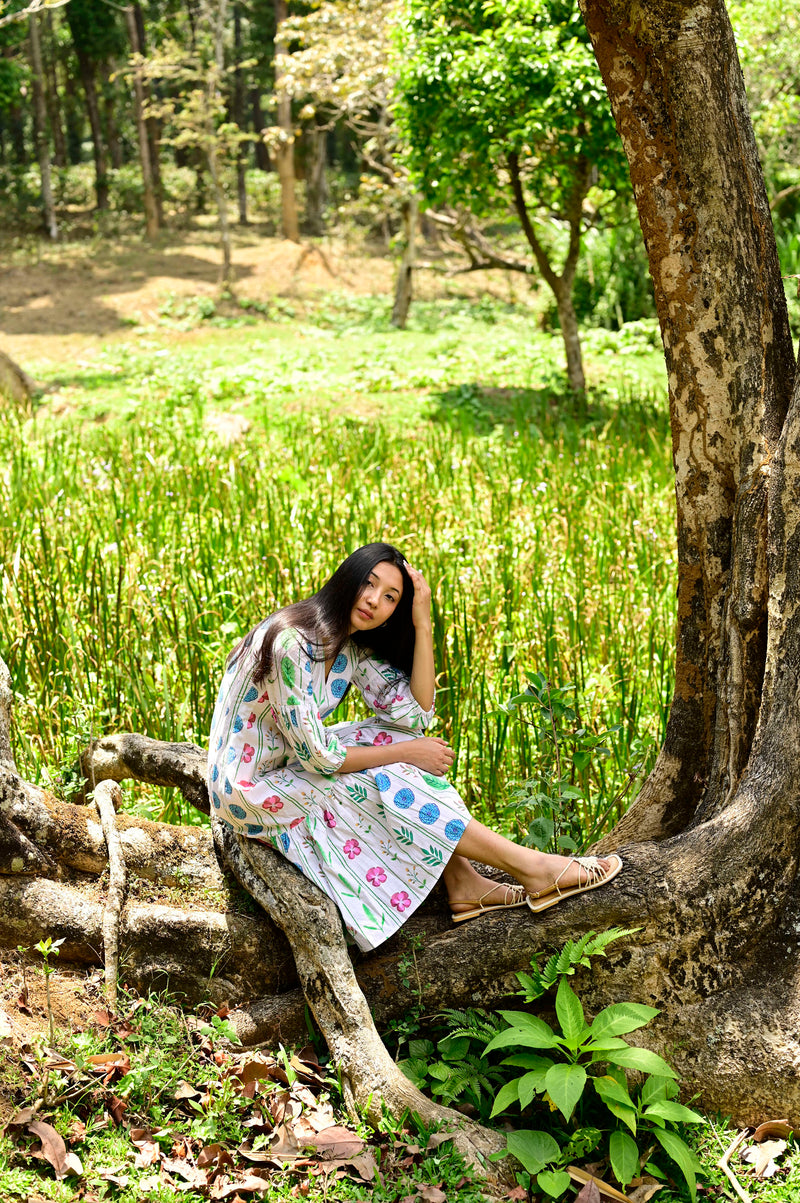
[[93, 780, 127, 1009]]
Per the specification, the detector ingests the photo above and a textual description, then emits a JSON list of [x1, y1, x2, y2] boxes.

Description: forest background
[[2, 0, 800, 1200]]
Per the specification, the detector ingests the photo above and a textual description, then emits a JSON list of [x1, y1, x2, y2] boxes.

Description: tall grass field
[[1, 296, 675, 840]]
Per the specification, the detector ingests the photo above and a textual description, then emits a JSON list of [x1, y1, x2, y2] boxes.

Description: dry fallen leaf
[[418, 1186, 447, 1203], [575, 1181, 602, 1203], [752, 1119, 794, 1142], [628, 1183, 664, 1203], [742, 1137, 787, 1178], [27, 1120, 79, 1180]]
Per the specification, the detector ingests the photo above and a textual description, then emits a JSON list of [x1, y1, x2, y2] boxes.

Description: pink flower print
[[373, 732, 393, 746], [367, 866, 387, 886], [258, 690, 269, 704], [261, 795, 284, 812], [355, 729, 363, 741], [237, 779, 254, 789], [246, 712, 256, 729], [391, 891, 411, 912], [290, 817, 304, 829], [323, 809, 337, 828], [343, 839, 361, 860], [242, 743, 255, 763]]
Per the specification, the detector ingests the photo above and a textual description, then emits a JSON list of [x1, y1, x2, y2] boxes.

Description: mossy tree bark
[[4, 0, 800, 1142]]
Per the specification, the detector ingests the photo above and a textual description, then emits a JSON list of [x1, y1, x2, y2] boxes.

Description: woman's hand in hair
[[403, 561, 432, 631], [404, 736, 454, 776]]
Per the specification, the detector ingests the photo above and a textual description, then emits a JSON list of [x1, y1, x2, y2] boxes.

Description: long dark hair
[[228, 543, 416, 684]]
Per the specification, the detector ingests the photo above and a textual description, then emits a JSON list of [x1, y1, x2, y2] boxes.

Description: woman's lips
[[357, 608, 373, 621]]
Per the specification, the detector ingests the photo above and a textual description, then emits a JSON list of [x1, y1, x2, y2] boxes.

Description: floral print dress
[[207, 624, 472, 952]]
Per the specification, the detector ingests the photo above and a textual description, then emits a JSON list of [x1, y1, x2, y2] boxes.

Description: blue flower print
[[445, 819, 466, 842], [330, 678, 348, 698], [244, 686, 258, 703], [393, 788, 415, 810], [226, 748, 237, 763], [290, 711, 299, 727], [246, 823, 264, 836], [280, 832, 291, 851], [419, 803, 440, 825], [216, 736, 224, 750], [233, 715, 244, 733], [332, 653, 347, 674], [374, 773, 391, 791], [224, 778, 232, 795], [230, 803, 247, 820], [211, 791, 221, 809], [211, 765, 219, 782]]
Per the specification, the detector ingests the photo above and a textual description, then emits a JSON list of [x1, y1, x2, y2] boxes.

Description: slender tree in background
[[395, 0, 630, 390], [273, 0, 299, 241], [28, 8, 57, 239], [65, 0, 126, 210], [125, 3, 159, 239]]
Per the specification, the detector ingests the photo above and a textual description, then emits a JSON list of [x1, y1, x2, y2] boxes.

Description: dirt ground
[[0, 958, 108, 1125], [0, 225, 518, 371]]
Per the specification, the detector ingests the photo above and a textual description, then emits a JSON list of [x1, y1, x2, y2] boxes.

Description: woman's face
[[349, 561, 404, 633]]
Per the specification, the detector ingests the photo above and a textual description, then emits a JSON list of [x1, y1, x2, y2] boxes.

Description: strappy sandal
[[526, 854, 623, 914], [450, 882, 528, 925]]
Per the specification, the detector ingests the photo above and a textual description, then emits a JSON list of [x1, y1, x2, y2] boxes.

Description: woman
[[208, 543, 621, 952]]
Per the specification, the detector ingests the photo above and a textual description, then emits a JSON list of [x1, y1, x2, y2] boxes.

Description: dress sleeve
[[268, 629, 347, 775], [351, 653, 434, 731]]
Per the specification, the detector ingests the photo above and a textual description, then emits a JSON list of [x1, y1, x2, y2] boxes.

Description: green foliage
[[485, 973, 706, 1199], [396, 0, 628, 218], [501, 673, 648, 853], [398, 1008, 506, 1121], [515, 927, 641, 1002]]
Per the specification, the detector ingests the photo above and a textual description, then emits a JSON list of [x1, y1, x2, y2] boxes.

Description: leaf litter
[[0, 993, 398, 1197]]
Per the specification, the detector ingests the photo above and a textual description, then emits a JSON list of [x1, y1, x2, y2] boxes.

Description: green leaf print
[[362, 904, 384, 928], [422, 846, 444, 867], [421, 773, 452, 790], [346, 782, 369, 805], [338, 873, 361, 897], [281, 657, 296, 689], [394, 826, 414, 847]]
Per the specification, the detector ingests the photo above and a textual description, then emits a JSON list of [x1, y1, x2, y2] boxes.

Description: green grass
[[1, 294, 673, 829]]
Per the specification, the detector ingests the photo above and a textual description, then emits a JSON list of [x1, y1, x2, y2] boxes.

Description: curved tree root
[[213, 820, 514, 1185], [93, 780, 127, 1009]]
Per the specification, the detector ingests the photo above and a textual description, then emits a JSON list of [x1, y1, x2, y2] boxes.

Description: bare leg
[[443, 819, 615, 907]]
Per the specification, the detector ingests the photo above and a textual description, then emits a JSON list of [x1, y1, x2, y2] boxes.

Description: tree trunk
[[391, 196, 417, 329], [104, 79, 123, 170], [274, 0, 299, 243], [75, 48, 109, 209], [44, 11, 67, 169], [28, 12, 58, 240], [251, 87, 271, 172], [233, 3, 249, 226], [507, 150, 589, 392], [304, 127, 327, 235], [133, 2, 164, 224], [125, 4, 159, 239]]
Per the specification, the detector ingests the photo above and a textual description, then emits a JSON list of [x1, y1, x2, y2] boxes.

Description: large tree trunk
[[74, 48, 109, 210], [7, 0, 800, 1151], [391, 196, 417, 329]]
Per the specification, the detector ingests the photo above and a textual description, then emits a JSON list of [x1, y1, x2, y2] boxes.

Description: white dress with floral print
[[207, 624, 472, 952]]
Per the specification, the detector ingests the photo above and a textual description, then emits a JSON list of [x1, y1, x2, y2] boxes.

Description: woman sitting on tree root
[[207, 542, 622, 952]]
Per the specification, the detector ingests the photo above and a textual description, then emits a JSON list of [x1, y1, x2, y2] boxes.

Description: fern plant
[[517, 927, 641, 1002], [398, 1009, 506, 1122]]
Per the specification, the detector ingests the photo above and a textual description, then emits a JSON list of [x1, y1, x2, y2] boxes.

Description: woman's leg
[[443, 818, 615, 905]]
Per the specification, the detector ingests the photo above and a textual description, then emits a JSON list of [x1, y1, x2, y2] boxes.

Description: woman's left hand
[[404, 561, 432, 629]]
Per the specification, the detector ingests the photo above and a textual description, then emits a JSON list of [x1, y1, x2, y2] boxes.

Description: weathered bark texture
[[0, 350, 35, 404], [274, 0, 300, 243], [391, 196, 417, 329], [582, 0, 796, 846]]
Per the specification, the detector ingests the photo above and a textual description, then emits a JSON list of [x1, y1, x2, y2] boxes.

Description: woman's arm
[[404, 561, 435, 712], [338, 737, 453, 776]]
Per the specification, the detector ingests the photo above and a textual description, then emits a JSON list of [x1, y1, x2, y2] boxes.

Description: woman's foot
[[514, 851, 617, 901], [446, 859, 525, 916]]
